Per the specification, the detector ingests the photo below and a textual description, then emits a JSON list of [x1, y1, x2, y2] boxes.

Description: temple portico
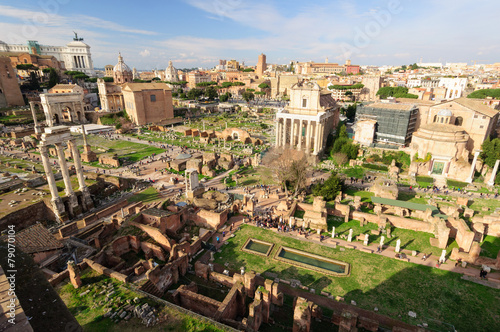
[[275, 111, 334, 155], [39, 126, 93, 221], [274, 81, 340, 156]]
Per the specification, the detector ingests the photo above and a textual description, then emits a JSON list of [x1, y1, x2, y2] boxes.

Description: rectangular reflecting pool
[[242, 238, 274, 256], [274, 246, 350, 276]]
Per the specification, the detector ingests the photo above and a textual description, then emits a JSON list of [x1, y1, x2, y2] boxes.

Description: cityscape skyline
[[0, 0, 499, 69]]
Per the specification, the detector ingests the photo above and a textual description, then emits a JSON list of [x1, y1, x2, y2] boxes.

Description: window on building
[[433, 115, 437, 123], [480, 125, 484, 129], [440, 117, 444, 123], [474, 114, 478, 118], [455, 116, 463, 126], [302, 98, 307, 108], [150, 95, 156, 102], [482, 116, 486, 119]]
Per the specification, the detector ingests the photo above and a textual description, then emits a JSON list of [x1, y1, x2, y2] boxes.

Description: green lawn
[[55, 177, 96, 196], [480, 235, 500, 259], [217, 225, 500, 331], [326, 217, 445, 257], [342, 166, 365, 179], [127, 187, 161, 203], [57, 269, 229, 332], [343, 188, 374, 202], [416, 176, 434, 187]]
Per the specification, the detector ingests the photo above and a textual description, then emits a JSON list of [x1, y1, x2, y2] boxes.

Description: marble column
[[466, 150, 480, 183], [305, 120, 312, 154], [55, 143, 78, 216], [282, 117, 287, 147], [298, 120, 303, 151], [313, 121, 320, 155], [29, 102, 41, 134], [318, 122, 325, 153], [40, 144, 65, 220], [275, 120, 281, 147], [69, 139, 93, 210], [487, 159, 500, 186], [291, 120, 297, 148]]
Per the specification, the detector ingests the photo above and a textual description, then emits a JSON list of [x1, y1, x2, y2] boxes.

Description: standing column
[[313, 121, 320, 154], [298, 119, 303, 151], [305, 120, 312, 154], [29, 102, 41, 134], [40, 144, 65, 220], [282, 118, 287, 147], [55, 143, 78, 216], [318, 122, 325, 152], [487, 159, 500, 186], [275, 120, 280, 147], [466, 150, 481, 183], [69, 139, 93, 210], [291, 120, 297, 148]]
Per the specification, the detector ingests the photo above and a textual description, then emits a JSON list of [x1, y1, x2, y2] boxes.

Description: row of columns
[[74, 55, 86, 69], [39, 139, 93, 221], [276, 118, 325, 155]]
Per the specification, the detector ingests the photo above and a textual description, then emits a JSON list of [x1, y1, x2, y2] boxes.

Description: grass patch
[[480, 235, 500, 259], [416, 176, 434, 187], [447, 179, 468, 188], [127, 187, 161, 203], [217, 225, 500, 331], [57, 269, 229, 332], [362, 163, 388, 172], [342, 166, 365, 179]]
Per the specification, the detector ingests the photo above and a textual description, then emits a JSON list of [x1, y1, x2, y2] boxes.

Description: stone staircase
[[433, 176, 447, 188], [139, 280, 164, 298]]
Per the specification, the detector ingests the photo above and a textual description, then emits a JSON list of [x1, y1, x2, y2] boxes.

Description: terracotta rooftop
[[449, 97, 499, 118], [122, 83, 172, 91], [15, 223, 63, 254]]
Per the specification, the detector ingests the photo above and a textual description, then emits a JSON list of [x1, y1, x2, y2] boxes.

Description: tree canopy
[[312, 172, 344, 201], [467, 89, 500, 99], [481, 138, 500, 168], [258, 82, 270, 89], [328, 83, 364, 90], [376, 86, 418, 99], [242, 91, 254, 103], [187, 88, 203, 100], [196, 81, 217, 87], [242, 68, 255, 72], [204, 86, 218, 99], [17, 64, 38, 71]]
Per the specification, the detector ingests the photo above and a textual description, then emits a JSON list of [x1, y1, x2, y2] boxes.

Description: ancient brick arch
[[40, 92, 86, 126]]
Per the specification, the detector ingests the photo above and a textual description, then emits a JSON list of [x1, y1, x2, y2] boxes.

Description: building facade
[[165, 60, 178, 82], [122, 83, 174, 125], [113, 53, 133, 84], [0, 35, 95, 76], [256, 53, 267, 77], [0, 57, 24, 107], [275, 81, 339, 156], [354, 102, 418, 146]]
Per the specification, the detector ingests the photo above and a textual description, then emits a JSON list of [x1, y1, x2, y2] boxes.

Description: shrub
[[332, 152, 348, 165], [362, 163, 388, 171]]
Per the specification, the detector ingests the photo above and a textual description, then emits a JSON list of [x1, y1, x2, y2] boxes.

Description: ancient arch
[[40, 92, 87, 126]]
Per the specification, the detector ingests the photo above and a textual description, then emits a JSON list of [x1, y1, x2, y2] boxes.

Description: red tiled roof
[[15, 223, 63, 254]]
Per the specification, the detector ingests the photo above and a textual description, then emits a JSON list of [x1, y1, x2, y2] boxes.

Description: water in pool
[[245, 240, 271, 254], [278, 248, 346, 273]]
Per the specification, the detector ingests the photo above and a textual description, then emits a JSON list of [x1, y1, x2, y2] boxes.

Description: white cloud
[[139, 49, 151, 57]]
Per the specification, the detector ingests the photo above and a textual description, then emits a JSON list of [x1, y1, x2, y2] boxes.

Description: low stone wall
[[83, 258, 128, 283], [48, 261, 88, 286], [175, 284, 222, 318]]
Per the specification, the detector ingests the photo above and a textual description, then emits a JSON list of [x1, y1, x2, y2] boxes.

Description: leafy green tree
[[219, 93, 229, 102], [47, 67, 59, 89], [187, 88, 203, 100], [258, 83, 270, 89], [338, 124, 348, 138], [17, 64, 38, 71], [204, 86, 218, 100], [312, 172, 343, 201], [221, 82, 233, 88], [376, 86, 418, 99], [481, 138, 500, 168], [242, 91, 254, 103], [242, 68, 254, 72], [467, 89, 500, 99], [232, 81, 245, 86]]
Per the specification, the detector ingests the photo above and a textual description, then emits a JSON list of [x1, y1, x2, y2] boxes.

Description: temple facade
[[275, 81, 340, 156]]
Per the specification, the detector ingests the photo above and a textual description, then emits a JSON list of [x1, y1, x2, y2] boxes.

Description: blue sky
[[0, 0, 498, 70]]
